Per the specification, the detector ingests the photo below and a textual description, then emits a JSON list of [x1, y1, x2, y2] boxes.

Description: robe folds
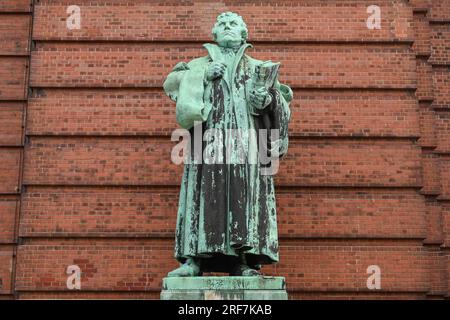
[[163, 42, 293, 271]]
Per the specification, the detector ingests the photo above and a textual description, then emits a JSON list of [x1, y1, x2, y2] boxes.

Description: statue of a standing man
[[163, 12, 293, 277]]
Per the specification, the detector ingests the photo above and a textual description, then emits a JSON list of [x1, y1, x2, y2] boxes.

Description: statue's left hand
[[250, 87, 272, 110]]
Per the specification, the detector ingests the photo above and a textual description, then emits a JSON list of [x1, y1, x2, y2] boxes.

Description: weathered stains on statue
[[164, 22, 292, 272]]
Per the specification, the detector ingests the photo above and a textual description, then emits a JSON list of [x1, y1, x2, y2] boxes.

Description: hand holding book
[[250, 60, 280, 110]]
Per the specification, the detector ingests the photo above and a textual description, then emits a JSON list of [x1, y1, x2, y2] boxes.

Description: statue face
[[214, 16, 245, 47]]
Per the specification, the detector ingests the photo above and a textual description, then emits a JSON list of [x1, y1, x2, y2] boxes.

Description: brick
[[430, 24, 450, 66], [15, 240, 176, 292], [269, 242, 430, 292], [435, 110, 450, 152], [19, 187, 426, 239], [33, 0, 413, 42], [268, 90, 420, 138], [0, 15, 30, 55], [277, 189, 426, 239], [20, 186, 178, 237], [426, 247, 447, 295], [23, 137, 422, 187], [432, 67, 450, 109], [424, 199, 444, 243], [27, 89, 420, 138], [0, 57, 28, 100], [409, 0, 431, 12], [0, 102, 23, 146], [442, 204, 450, 247], [418, 102, 437, 147], [0, 0, 32, 12], [421, 152, 441, 195], [0, 149, 21, 193], [30, 43, 417, 89], [0, 247, 13, 295], [412, 12, 431, 56], [439, 155, 450, 199], [17, 292, 159, 299], [289, 292, 425, 300], [278, 139, 421, 187], [23, 137, 182, 186], [27, 89, 178, 136], [416, 58, 434, 101], [429, 0, 450, 22], [0, 199, 17, 243], [447, 255, 450, 297], [15, 240, 430, 293]]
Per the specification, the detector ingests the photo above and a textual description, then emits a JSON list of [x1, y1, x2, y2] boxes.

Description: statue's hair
[[212, 12, 248, 43]]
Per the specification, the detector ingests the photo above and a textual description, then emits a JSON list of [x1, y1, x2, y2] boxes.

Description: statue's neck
[[218, 44, 242, 54]]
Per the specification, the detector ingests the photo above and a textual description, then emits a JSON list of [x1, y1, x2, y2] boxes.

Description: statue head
[[212, 12, 248, 48]]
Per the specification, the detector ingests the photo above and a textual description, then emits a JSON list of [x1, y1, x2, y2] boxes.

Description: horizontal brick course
[[0, 0, 31, 12], [416, 58, 434, 101], [432, 67, 450, 108], [421, 152, 441, 195], [0, 15, 30, 55], [430, 25, 450, 66], [443, 204, 450, 247], [33, 0, 413, 42], [439, 156, 450, 199], [429, 0, 450, 22], [0, 149, 21, 194], [30, 43, 417, 89], [0, 199, 17, 243], [15, 240, 430, 292], [435, 110, 450, 152], [424, 200, 444, 243], [412, 12, 431, 56], [418, 103, 437, 147], [0, 247, 14, 295], [0, 102, 23, 146], [19, 187, 426, 239], [27, 89, 420, 138], [23, 137, 422, 187], [0, 57, 28, 100]]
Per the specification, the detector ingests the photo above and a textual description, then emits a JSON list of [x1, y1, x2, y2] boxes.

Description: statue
[[163, 12, 293, 277]]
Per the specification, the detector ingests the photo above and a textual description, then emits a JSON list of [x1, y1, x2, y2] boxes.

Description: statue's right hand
[[206, 62, 226, 81]]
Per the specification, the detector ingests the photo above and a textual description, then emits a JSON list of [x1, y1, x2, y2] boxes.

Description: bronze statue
[[163, 12, 292, 277]]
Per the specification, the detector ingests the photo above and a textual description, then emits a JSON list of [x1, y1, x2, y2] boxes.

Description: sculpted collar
[[203, 42, 253, 62]]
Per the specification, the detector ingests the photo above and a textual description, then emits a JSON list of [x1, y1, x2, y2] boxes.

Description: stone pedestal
[[160, 276, 288, 300]]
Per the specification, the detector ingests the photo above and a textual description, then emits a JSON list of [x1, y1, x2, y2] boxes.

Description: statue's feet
[[230, 264, 261, 276], [167, 258, 201, 277]]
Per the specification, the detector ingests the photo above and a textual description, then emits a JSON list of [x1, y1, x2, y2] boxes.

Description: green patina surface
[[163, 276, 286, 290], [163, 12, 292, 277], [161, 290, 288, 300], [161, 276, 288, 300]]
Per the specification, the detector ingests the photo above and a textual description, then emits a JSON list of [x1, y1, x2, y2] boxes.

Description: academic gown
[[163, 42, 293, 271]]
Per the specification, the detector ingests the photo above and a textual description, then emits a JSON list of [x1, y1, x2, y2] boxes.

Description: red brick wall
[[0, 0, 449, 299], [0, 0, 31, 300]]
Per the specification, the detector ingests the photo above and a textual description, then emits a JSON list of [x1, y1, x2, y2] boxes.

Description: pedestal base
[[160, 276, 288, 300]]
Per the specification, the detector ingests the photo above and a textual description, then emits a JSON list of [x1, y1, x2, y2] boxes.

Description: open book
[[253, 60, 280, 90]]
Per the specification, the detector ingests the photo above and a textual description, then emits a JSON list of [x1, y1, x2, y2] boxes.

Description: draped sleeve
[[163, 58, 211, 130]]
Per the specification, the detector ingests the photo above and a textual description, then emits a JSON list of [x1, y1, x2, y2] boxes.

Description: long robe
[[163, 42, 292, 272]]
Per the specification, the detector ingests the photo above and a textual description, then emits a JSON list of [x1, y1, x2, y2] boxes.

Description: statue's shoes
[[241, 267, 261, 276], [230, 264, 261, 276], [167, 259, 201, 277]]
